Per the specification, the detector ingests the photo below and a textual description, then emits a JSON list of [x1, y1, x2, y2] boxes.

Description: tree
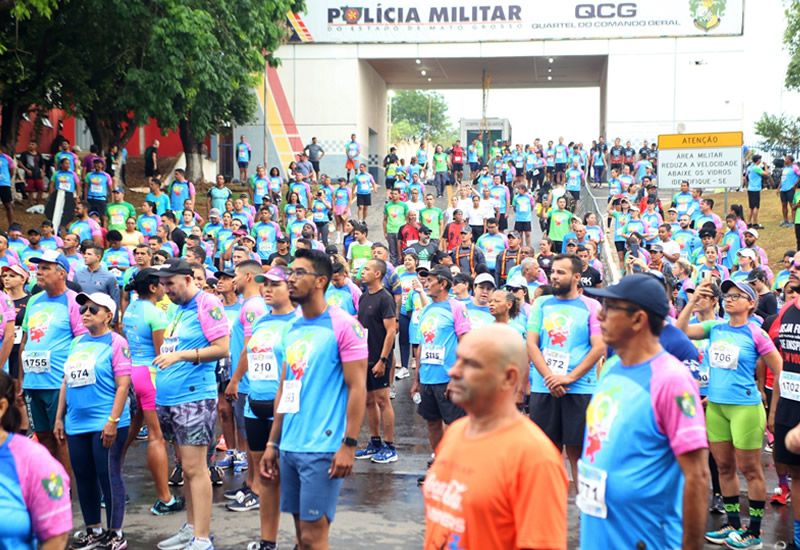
[[390, 90, 457, 146], [785, 0, 800, 90], [755, 113, 800, 157]]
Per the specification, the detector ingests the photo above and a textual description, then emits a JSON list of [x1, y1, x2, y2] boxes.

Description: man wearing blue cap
[[19, 250, 87, 471], [578, 274, 710, 550]]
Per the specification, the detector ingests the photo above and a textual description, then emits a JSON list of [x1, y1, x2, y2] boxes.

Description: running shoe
[[217, 450, 235, 469], [355, 440, 382, 460], [233, 451, 249, 471], [764, 442, 774, 453], [394, 367, 410, 380], [705, 525, 739, 545], [246, 543, 276, 550], [209, 465, 224, 486], [224, 483, 250, 501], [150, 496, 185, 516], [184, 537, 214, 550], [216, 435, 227, 452], [390, 386, 397, 399], [157, 524, 193, 550], [371, 444, 398, 464], [723, 530, 762, 549], [226, 491, 260, 512], [771, 485, 791, 506], [709, 494, 726, 514], [70, 529, 107, 550], [97, 532, 127, 550], [168, 464, 184, 486], [136, 426, 148, 440]]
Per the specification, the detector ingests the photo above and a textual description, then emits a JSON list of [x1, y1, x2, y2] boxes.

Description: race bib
[[576, 459, 608, 519], [65, 355, 96, 388], [110, 212, 124, 226], [544, 349, 570, 376], [57, 178, 71, 191], [248, 351, 278, 381], [22, 350, 51, 374], [697, 361, 709, 389], [708, 341, 739, 370], [277, 379, 301, 414], [161, 337, 178, 355], [13, 326, 22, 345], [90, 183, 104, 195], [421, 344, 445, 365], [780, 371, 800, 402]]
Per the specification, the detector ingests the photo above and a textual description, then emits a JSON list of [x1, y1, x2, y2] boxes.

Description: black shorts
[[0, 186, 11, 205], [244, 398, 274, 452], [568, 190, 580, 201], [610, 163, 623, 173], [469, 162, 480, 172], [417, 382, 465, 425], [366, 361, 391, 392], [498, 213, 508, 231], [385, 177, 396, 190], [238, 161, 249, 169], [747, 191, 761, 209], [514, 221, 532, 232], [555, 163, 567, 174], [356, 194, 372, 207], [529, 392, 592, 447], [452, 163, 463, 172], [781, 190, 794, 204], [87, 199, 107, 217], [547, 166, 555, 176], [774, 421, 800, 466], [311, 161, 320, 173]]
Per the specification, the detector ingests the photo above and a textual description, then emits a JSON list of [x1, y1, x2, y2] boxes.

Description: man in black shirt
[[748, 268, 777, 319], [354, 259, 398, 464], [144, 139, 159, 178], [577, 245, 602, 288], [266, 236, 293, 266]]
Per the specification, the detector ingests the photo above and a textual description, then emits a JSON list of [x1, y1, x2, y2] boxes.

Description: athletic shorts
[[333, 204, 350, 217], [610, 163, 623, 173], [555, 163, 567, 174], [238, 161, 249, 169], [774, 420, 800, 466], [781, 190, 794, 204], [706, 401, 765, 450], [311, 161, 320, 174], [366, 361, 391, 392], [280, 451, 343, 522], [614, 241, 625, 252], [547, 166, 555, 176], [498, 213, 508, 231], [0, 186, 11, 205], [417, 382, 465, 425], [131, 365, 156, 411], [452, 163, 463, 172], [25, 178, 44, 192], [24, 389, 59, 433], [345, 159, 356, 171], [514, 221, 532, 232], [157, 398, 218, 446], [385, 177, 395, 190], [244, 397, 274, 452], [356, 194, 371, 207], [87, 199, 107, 218], [568, 190, 580, 202], [747, 190, 761, 209], [469, 162, 480, 172], [529, 392, 592, 448]]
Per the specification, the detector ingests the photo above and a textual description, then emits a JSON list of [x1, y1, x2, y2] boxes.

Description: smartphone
[[629, 241, 639, 258]]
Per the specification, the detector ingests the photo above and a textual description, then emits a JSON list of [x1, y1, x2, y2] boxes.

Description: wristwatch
[[342, 437, 358, 447], [379, 357, 389, 364]]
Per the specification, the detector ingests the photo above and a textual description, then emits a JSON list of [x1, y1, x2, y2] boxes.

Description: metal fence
[[579, 184, 622, 285]]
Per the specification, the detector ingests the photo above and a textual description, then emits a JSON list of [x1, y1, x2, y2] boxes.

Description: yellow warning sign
[[658, 132, 744, 150]]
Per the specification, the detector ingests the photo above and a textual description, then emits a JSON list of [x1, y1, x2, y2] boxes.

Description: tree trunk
[[85, 110, 114, 154], [179, 117, 204, 183], [0, 101, 21, 150]]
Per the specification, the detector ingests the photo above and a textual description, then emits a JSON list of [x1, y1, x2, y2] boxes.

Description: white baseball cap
[[76, 292, 117, 317]]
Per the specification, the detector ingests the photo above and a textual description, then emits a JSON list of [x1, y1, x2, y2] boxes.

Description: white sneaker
[[395, 367, 410, 380], [185, 537, 214, 550], [157, 523, 193, 550]]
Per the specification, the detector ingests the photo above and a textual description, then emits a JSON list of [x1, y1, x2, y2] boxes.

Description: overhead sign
[[657, 131, 743, 190], [287, 0, 743, 43]]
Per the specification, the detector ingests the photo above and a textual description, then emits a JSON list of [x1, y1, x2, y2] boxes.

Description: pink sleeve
[[127, 249, 135, 264], [197, 293, 229, 342], [242, 298, 268, 338], [581, 295, 602, 337], [274, 222, 283, 238], [188, 182, 196, 198], [332, 307, 368, 363], [90, 219, 102, 239], [651, 355, 709, 456], [451, 299, 472, 336], [750, 325, 777, 356], [348, 282, 362, 312], [12, 436, 73, 541], [67, 291, 88, 336], [794, 165, 800, 176], [0, 291, 14, 324], [111, 333, 132, 377]]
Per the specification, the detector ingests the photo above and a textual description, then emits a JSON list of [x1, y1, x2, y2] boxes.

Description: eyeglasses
[[286, 268, 322, 279], [79, 304, 101, 315], [722, 294, 749, 302], [601, 302, 641, 315]]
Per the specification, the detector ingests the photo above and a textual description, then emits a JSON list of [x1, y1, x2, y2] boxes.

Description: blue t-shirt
[[325, 284, 359, 316], [21, 290, 86, 390], [155, 291, 229, 406], [782, 165, 800, 192], [747, 165, 765, 192], [64, 332, 132, 435], [123, 298, 167, 366], [252, 221, 280, 259], [513, 194, 534, 222], [146, 192, 171, 216], [208, 186, 232, 211], [413, 299, 471, 384], [355, 173, 373, 195], [231, 295, 269, 395], [85, 171, 111, 200], [245, 311, 296, 414], [464, 301, 494, 332], [137, 214, 160, 237], [275, 306, 368, 453], [169, 181, 192, 212], [527, 295, 601, 394]]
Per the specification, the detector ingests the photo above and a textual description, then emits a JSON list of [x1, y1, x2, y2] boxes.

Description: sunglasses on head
[[79, 304, 101, 315]]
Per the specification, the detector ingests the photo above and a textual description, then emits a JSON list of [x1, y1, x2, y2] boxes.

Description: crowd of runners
[[2, 133, 800, 549]]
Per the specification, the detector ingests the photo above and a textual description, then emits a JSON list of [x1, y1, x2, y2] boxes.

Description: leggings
[[68, 427, 129, 530], [399, 313, 412, 369], [795, 223, 800, 251], [315, 221, 329, 246]]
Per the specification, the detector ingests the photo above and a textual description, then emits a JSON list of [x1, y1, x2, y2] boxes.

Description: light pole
[[387, 89, 395, 151]]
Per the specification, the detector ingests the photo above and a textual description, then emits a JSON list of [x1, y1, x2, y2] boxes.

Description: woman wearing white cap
[[53, 292, 133, 550], [730, 248, 757, 283]]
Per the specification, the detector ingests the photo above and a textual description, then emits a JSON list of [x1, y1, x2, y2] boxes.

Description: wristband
[[193, 349, 200, 365], [108, 416, 120, 423], [266, 441, 279, 449]]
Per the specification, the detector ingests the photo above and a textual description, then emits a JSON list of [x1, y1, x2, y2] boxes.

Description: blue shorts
[[280, 451, 342, 522]]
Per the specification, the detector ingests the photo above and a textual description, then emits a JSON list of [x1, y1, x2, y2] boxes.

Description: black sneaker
[[151, 496, 186, 516], [70, 529, 107, 550], [224, 483, 250, 501], [168, 464, 184, 486], [209, 465, 224, 486], [226, 491, 260, 512], [97, 532, 128, 550]]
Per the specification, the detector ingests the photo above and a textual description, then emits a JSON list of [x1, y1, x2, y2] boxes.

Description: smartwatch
[[342, 437, 358, 448]]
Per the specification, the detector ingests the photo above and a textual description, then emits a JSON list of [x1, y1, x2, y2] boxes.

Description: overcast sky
[[432, 0, 799, 146]]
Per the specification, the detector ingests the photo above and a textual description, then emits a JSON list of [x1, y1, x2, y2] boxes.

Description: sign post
[[657, 132, 743, 200]]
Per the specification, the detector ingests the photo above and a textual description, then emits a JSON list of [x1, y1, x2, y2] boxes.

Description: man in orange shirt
[[423, 324, 568, 550]]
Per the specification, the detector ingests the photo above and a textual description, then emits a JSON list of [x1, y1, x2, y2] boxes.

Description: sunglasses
[[79, 304, 101, 315]]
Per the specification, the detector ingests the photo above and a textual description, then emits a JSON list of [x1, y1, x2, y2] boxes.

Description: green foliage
[[754, 112, 800, 156], [785, 0, 800, 90], [390, 90, 456, 145]]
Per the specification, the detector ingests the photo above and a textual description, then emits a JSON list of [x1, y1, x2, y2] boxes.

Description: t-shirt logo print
[[28, 308, 54, 343], [286, 336, 312, 379], [584, 386, 621, 462], [42, 472, 65, 499], [543, 313, 572, 347], [420, 314, 440, 344]]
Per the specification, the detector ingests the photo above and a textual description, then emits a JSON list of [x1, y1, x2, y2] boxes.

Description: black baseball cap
[[214, 269, 236, 279], [583, 273, 670, 319], [417, 265, 453, 284], [419, 225, 432, 235], [152, 258, 194, 277]]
